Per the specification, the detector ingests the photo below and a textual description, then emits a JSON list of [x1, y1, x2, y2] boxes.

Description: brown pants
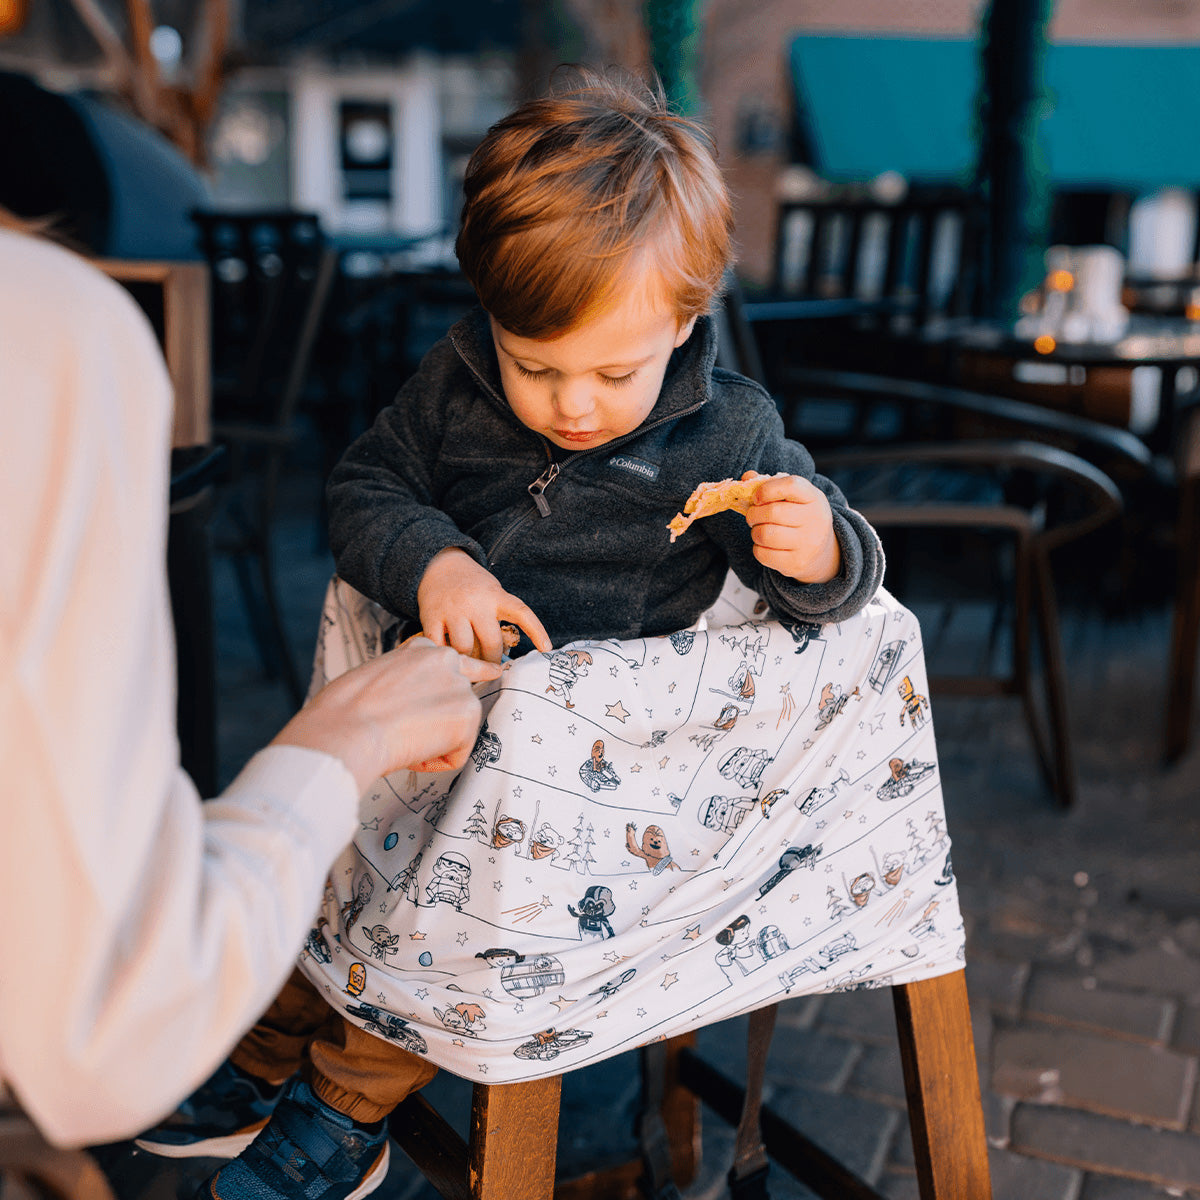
[[231, 968, 438, 1123]]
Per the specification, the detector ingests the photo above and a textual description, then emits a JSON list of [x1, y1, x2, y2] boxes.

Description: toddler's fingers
[[501, 597, 552, 653], [457, 654, 504, 682], [471, 619, 505, 665], [443, 614, 480, 659]]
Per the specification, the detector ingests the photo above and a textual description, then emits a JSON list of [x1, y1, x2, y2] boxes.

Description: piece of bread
[[667, 473, 779, 542]]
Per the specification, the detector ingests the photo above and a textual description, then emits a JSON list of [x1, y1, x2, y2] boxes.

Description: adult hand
[[417, 547, 552, 663], [271, 637, 499, 791], [744, 471, 842, 585]]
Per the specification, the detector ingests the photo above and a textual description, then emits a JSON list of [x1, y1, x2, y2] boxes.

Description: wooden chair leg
[[893, 971, 992, 1200], [470, 1077, 562, 1200]]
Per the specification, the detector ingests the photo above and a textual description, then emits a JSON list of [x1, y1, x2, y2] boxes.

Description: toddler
[[137, 66, 883, 1200]]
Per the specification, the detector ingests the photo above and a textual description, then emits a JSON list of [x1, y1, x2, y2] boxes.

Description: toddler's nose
[[552, 381, 595, 420]]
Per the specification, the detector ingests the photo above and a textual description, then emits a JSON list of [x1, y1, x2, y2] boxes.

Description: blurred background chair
[[191, 208, 338, 708]]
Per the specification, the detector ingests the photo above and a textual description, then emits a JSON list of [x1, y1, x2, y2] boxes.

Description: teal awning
[[790, 35, 1200, 190]]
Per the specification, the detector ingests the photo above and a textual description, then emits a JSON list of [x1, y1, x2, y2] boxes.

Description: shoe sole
[[133, 1120, 268, 1160], [346, 1142, 390, 1200]]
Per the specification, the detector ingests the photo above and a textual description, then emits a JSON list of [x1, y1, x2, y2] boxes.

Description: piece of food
[[667, 473, 779, 542]]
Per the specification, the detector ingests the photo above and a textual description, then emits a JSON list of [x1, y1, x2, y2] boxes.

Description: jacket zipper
[[485, 406, 703, 570]]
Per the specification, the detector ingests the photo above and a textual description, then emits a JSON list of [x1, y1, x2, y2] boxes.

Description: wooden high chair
[[386, 968, 991, 1200]]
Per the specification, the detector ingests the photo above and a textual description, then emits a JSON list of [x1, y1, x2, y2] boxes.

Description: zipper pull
[[528, 462, 560, 516]]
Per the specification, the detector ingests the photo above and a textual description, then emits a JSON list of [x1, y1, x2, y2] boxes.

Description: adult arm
[[0, 233, 433, 1147]]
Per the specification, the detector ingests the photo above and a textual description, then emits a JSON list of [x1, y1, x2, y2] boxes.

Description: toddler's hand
[[418, 548, 552, 663], [744, 472, 841, 584]]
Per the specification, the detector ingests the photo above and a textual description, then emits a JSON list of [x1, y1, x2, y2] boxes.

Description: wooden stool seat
[[387, 969, 992, 1200]]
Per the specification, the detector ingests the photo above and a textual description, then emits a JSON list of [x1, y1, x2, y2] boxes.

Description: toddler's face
[[490, 276, 696, 452]]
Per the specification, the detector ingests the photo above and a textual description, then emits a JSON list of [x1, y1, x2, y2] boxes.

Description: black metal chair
[[191, 209, 338, 708]]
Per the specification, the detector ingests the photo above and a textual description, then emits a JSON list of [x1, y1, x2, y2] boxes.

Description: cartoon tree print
[[425, 788, 450, 828], [463, 798, 489, 842], [905, 817, 929, 867], [925, 809, 947, 847], [563, 813, 598, 874], [826, 885, 850, 923]]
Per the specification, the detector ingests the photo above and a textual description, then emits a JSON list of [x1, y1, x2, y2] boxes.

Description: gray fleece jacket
[[326, 308, 884, 650]]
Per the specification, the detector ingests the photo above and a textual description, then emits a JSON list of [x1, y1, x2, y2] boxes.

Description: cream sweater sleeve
[[0, 230, 359, 1148]]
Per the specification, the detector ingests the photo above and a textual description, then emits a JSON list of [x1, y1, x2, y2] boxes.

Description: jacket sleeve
[[707, 381, 885, 625], [326, 339, 489, 621], [0, 236, 359, 1147]]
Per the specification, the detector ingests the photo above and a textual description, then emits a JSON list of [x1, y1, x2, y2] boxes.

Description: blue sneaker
[[134, 1059, 285, 1159], [197, 1079, 390, 1200]]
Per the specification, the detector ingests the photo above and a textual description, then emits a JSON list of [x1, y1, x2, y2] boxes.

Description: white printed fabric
[[298, 575, 965, 1083]]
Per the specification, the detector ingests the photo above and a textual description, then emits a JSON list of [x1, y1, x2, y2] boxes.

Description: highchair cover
[[299, 575, 965, 1083]]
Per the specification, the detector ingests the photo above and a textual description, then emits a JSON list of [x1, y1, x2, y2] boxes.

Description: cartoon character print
[[425, 851, 471, 909], [362, 923, 400, 961], [345, 1001, 428, 1053], [625, 823, 680, 873], [546, 649, 592, 709], [699, 794, 756, 835], [476, 948, 565, 999], [580, 740, 621, 792], [759, 788, 787, 818], [714, 915, 790, 978], [529, 821, 564, 861], [778, 932, 860, 991], [718, 746, 771, 791], [669, 630, 696, 654], [470, 722, 501, 772], [492, 813, 527, 850], [877, 757, 937, 801], [569, 884, 616, 939], [846, 871, 876, 908], [815, 681, 860, 730], [514, 1027, 593, 1061], [797, 768, 850, 816], [590, 968, 636, 999], [305, 924, 333, 963], [756, 844, 823, 898], [869, 639, 906, 692], [778, 616, 821, 654], [897, 675, 929, 728], [341, 873, 374, 927], [345, 962, 367, 996], [434, 1001, 487, 1037]]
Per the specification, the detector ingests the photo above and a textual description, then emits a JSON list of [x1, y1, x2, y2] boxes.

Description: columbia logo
[[608, 455, 660, 481]]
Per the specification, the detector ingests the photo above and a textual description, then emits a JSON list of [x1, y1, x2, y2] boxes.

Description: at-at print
[[778, 932, 860, 992]]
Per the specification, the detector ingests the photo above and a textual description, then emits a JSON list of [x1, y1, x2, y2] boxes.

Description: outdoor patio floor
[[95, 464, 1200, 1200]]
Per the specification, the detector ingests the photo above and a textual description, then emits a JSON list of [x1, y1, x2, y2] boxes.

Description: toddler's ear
[[674, 314, 698, 347]]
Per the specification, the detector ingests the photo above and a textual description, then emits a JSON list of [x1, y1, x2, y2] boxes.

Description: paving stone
[[811, 984, 897, 1045], [1092, 944, 1200, 1002], [848, 1040, 906, 1105], [992, 1024, 1197, 1129], [695, 1015, 861, 1092], [1175, 1004, 1200, 1056], [1011, 1103, 1200, 1189], [769, 1083, 904, 1187], [1025, 968, 1177, 1042], [966, 956, 1030, 1019], [1081, 1173, 1200, 1198], [986, 1145, 1085, 1200]]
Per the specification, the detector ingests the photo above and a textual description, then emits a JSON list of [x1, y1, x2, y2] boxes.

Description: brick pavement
[[96, 473, 1200, 1200]]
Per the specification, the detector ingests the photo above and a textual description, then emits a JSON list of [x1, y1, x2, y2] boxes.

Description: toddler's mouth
[[555, 429, 603, 444]]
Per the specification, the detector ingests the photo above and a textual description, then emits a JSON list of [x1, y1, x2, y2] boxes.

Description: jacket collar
[[448, 306, 720, 426]]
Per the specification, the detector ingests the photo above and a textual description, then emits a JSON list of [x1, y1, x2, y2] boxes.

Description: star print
[[628, 879, 639, 890], [683, 924, 701, 940], [859, 815, 868, 823], [652, 656, 660, 666], [775, 656, 783, 665], [514, 786, 523, 797], [567, 724, 577, 735], [668, 681, 676, 693], [550, 995, 574, 1012], [542, 896, 552, 908], [661, 973, 679, 989], [691, 848, 700, 856], [513, 1001, 523, 1013], [869, 714, 886, 734], [610, 666, 619, 677], [843, 810, 855, 819], [547, 765, 557, 776], [379, 902, 388, 913], [410, 931, 426, 941], [603, 951, 622, 963], [630, 763, 643, 773], [759, 904, 768, 914], [478, 1064, 489, 1074], [493, 880, 503, 891], [378, 991, 388, 1001], [360, 817, 381, 831], [803, 739, 814, 750], [489, 856, 496, 864], [416, 988, 429, 1000], [607, 700, 631, 722], [803, 915, 813, 926], [457, 932, 469, 945], [408, 832, 416, 840], [825, 755, 837, 768], [531, 734, 542, 744], [825, 863, 834, 873], [637, 1008, 647, 1018], [596, 1009, 608, 1019], [512, 709, 522, 721], [789, 894, 800, 903], [452, 1038, 465, 1047], [857, 749, 867, 759], [641, 905, 651, 916]]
